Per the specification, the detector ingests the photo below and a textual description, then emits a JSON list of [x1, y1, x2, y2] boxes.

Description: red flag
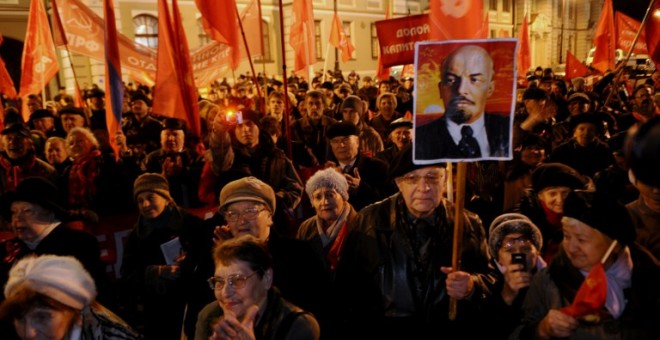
[[241, 0, 263, 58], [376, 3, 391, 81], [329, 14, 355, 63], [195, 0, 241, 70], [103, 0, 124, 160], [565, 50, 589, 81], [614, 12, 648, 55], [517, 14, 531, 79], [153, 0, 201, 137], [430, 0, 485, 40], [647, 1, 660, 66], [19, 0, 59, 120], [50, 0, 67, 47], [289, 0, 317, 79], [560, 263, 607, 318], [592, 0, 616, 73], [0, 35, 17, 99]]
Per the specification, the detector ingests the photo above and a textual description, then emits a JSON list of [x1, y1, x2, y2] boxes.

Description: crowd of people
[[0, 63, 658, 339]]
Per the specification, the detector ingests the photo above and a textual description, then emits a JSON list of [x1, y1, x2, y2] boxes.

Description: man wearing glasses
[[204, 177, 332, 336], [336, 144, 492, 338]]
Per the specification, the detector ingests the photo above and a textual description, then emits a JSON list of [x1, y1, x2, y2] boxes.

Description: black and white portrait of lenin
[[414, 43, 513, 163]]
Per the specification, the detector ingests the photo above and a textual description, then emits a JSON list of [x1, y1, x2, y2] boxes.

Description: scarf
[[321, 205, 352, 271], [0, 154, 37, 192], [315, 204, 349, 247], [578, 246, 633, 319], [68, 150, 102, 208]]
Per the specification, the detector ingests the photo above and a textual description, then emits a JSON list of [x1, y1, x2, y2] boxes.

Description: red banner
[[429, 0, 486, 40], [614, 12, 647, 55], [375, 14, 430, 68]]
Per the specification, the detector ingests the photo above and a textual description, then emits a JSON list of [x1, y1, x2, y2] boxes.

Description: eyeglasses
[[223, 207, 266, 222], [500, 237, 534, 253], [397, 173, 442, 185], [207, 272, 259, 290], [329, 136, 355, 146]]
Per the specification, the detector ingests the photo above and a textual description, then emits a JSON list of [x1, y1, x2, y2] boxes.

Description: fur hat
[[488, 213, 543, 258], [0, 177, 67, 220], [133, 173, 174, 202], [327, 121, 359, 139], [219, 177, 276, 213], [563, 191, 636, 245], [4, 255, 97, 310], [163, 118, 186, 131], [531, 163, 586, 192], [305, 168, 349, 201]]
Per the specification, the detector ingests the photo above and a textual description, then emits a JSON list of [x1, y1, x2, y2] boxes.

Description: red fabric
[[326, 220, 349, 271], [195, 0, 240, 69], [376, 4, 391, 81], [646, 1, 660, 66], [19, 0, 59, 120], [560, 263, 607, 318], [198, 162, 219, 206], [50, 0, 67, 47], [329, 14, 355, 64], [289, 0, 317, 79], [517, 14, 531, 79], [0, 35, 17, 99], [68, 150, 101, 208], [103, 0, 124, 161], [375, 14, 430, 68], [153, 0, 202, 137], [592, 0, 616, 73], [614, 11, 648, 55], [0, 156, 38, 192], [429, 0, 485, 40], [540, 200, 563, 230], [565, 50, 589, 81]]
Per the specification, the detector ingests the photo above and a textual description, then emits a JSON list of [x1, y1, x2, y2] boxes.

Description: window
[[197, 18, 210, 47], [259, 20, 272, 62], [569, 1, 576, 20], [133, 14, 158, 48], [489, 0, 498, 11], [558, 0, 564, 19], [503, 0, 511, 12], [343, 21, 355, 60], [371, 23, 379, 59], [315, 20, 323, 61]]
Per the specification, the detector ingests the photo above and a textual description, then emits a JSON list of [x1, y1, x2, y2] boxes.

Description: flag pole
[[603, 0, 657, 108], [256, 0, 267, 112], [277, 0, 292, 159], [235, 4, 263, 105], [448, 161, 467, 320]]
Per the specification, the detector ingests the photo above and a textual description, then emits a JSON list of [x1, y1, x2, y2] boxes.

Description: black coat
[[415, 114, 510, 160], [342, 154, 388, 211]]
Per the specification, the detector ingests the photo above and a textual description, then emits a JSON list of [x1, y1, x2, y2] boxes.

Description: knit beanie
[[4, 255, 97, 310], [133, 173, 174, 202], [305, 168, 349, 201], [340, 95, 364, 113], [488, 213, 543, 259], [219, 177, 276, 213]]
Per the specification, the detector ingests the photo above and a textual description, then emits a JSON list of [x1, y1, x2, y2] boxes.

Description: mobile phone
[[225, 110, 243, 125], [511, 253, 527, 271]]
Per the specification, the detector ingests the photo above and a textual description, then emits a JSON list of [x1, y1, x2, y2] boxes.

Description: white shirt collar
[[446, 114, 490, 156]]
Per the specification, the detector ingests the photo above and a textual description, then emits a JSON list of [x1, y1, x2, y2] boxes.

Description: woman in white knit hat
[[0, 255, 140, 339]]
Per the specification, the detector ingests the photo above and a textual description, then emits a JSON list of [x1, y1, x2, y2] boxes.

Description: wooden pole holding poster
[[446, 162, 453, 202], [448, 161, 467, 320]]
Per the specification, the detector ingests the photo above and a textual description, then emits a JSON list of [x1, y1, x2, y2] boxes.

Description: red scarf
[[0, 156, 37, 192], [68, 149, 102, 208], [326, 221, 349, 271]]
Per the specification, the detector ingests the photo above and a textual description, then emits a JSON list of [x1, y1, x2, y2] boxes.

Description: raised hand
[[210, 306, 259, 340]]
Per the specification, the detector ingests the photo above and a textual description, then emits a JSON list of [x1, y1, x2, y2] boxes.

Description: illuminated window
[[315, 20, 323, 60], [343, 21, 355, 60], [371, 23, 378, 59], [133, 14, 158, 48]]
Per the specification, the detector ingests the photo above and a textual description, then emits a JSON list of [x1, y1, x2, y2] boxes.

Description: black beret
[[163, 118, 186, 131], [29, 109, 55, 121], [389, 118, 413, 130], [85, 88, 105, 99], [327, 121, 359, 139], [1, 122, 31, 137], [563, 191, 636, 245], [131, 92, 152, 106], [531, 163, 586, 192], [522, 86, 548, 100], [320, 82, 334, 90], [59, 107, 86, 118], [570, 113, 602, 133], [626, 116, 660, 187], [388, 143, 445, 181]]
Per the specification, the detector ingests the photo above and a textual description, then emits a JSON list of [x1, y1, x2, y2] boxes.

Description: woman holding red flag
[[513, 191, 659, 339]]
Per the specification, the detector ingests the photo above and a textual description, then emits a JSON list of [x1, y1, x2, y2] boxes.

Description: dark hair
[[260, 116, 282, 138], [213, 235, 273, 277]]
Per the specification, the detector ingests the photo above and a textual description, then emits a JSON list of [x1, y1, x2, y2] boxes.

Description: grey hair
[[305, 168, 349, 201], [66, 127, 99, 148]]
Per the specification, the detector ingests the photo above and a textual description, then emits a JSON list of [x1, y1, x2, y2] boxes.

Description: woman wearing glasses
[[196, 235, 320, 340]]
